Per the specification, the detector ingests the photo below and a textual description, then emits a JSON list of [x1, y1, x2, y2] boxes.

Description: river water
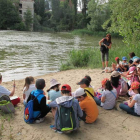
[[0, 30, 102, 82]]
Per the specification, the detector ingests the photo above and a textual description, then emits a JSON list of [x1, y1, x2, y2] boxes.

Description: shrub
[[14, 22, 26, 31], [60, 44, 140, 71]]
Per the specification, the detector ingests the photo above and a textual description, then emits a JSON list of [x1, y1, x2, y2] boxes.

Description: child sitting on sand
[[119, 81, 140, 116], [27, 79, 51, 123], [94, 80, 117, 110], [111, 71, 128, 96], [94, 78, 109, 101], [77, 78, 95, 98], [112, 57, 124, 72], [0, 73, 20, 106], [49, 84, 83, 133], [122, 66, 139, 87], [47, 79, 61, 101], [23, 76, 36, 106], [74, 88, 98, 123], [47, 79, 61, 117], [84, 75, 94, 89], [121, 56, 129, 71]]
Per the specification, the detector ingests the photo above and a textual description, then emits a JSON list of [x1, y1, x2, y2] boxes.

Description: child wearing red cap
[[119, 82, 140, 116], [49, 84, 83, 133], [112, 57, 124, 72]]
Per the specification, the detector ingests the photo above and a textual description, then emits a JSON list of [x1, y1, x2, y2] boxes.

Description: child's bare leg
[[112, 63, 116, 71], [52, 107, 57, 118]]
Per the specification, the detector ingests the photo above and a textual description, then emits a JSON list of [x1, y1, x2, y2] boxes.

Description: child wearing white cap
[[74, 88, 98, 124]]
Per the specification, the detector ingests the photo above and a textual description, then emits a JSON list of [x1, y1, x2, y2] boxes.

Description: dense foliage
[[103, 0, 140, 47], [0, 0, 21, 30]]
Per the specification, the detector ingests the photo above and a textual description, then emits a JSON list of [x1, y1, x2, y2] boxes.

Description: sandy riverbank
[[0, 69, 140, 140]]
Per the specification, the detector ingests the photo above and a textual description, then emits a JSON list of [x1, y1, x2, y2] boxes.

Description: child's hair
[[82, 93, 87, 97], [85, 75, 91, 83], [111, 75, 120, 88], [138, 87, 140, 93], [61, 90, 70, 94], [116, 59, 119, 64], [105, 80, 113, 91], [24, 76, 35, 90], [129, 60, 133, 64], [129, 52, 135, 58], [47, 84, 59, 92], [36, 79, 45, 89]]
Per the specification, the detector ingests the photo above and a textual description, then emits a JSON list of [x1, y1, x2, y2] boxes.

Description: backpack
[[100, 45, 107, 53], [0, 95, 15, 114], [58, 100, 76, 132], [24, 93, 41, 123]]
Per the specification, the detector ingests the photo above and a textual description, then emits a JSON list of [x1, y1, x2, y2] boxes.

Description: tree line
[[0, 0, 140, 47]]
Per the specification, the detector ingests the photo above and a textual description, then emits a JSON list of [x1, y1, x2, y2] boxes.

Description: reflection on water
[[0, 31, 101, 82]]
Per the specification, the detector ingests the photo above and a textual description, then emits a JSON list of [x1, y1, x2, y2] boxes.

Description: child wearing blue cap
[[122, 56, 129, 71]]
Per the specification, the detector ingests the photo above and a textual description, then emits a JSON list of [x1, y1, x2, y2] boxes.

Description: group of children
[[112, 52, 140, 72], [22, 62, 140, 133], [0, 51, 140, 133], [23, 76, 99, 132]]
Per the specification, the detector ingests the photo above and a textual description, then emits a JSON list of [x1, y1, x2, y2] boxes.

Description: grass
[[60, 44, 140, 71], [71, 29, 121, 38]]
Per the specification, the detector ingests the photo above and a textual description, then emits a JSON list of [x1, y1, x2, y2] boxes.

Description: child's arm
[[9, 80, 15, 96], [101, 96, 105, 103], [49, 101, 58, 108], [77, 101, 83, 117], [121, 73, 131, 78], [127, 99, 136, 108]]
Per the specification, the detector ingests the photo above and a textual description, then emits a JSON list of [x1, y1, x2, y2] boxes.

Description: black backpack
[[100, 45, 107, 53], [58, 100, 76, 132]]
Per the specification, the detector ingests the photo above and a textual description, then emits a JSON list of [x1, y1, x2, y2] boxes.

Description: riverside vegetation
[[60, 41, 140, 71]]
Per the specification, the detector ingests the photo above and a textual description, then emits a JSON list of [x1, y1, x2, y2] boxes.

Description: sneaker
[[35, 118, 44, 123], [50, 125, 57, 132], [50, 125, 63, 134], [56, 130, 63, 134]]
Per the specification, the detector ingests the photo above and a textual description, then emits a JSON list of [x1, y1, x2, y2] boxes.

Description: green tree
[[34, 0, 46, 23], [103, 0, 140, 47], [0, 0, 21, 29], [87, 0, 110, 31], [24, 9, 33, 31]]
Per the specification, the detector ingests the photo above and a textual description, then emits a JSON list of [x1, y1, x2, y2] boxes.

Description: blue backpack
[[24, 93, 41, 123]]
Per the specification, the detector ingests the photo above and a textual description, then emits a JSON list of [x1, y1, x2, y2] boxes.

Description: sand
[[0, 69, 140, 140]]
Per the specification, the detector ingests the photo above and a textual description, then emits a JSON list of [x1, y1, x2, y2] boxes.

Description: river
[[0, 30, 122, 82]]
